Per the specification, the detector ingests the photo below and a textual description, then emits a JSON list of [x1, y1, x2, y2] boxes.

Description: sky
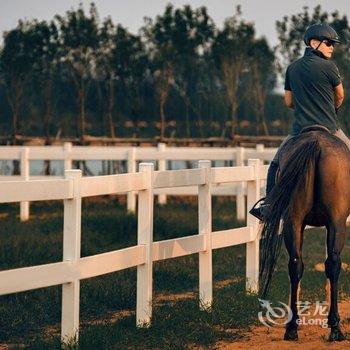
[[1, 0, 349, 47]]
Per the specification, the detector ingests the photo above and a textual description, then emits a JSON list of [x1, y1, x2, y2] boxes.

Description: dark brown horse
[[259, 127, 350, 341]]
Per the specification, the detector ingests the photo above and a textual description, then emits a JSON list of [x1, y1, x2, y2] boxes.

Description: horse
[[259, 126, 350, 341]]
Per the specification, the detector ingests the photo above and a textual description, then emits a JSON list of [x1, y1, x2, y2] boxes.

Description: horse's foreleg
[[283, 220, 304, 341], [325, 221, 346, 341]]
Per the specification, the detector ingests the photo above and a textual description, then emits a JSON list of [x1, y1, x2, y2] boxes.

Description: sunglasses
[[322, 40, 335, 47]]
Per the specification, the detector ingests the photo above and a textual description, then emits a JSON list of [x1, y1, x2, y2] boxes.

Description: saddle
[[299, 125, 331, 134]]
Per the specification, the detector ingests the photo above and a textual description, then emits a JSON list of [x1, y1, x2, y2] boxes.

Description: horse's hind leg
[[283, 218, 304, 341], [325, 220, 346, 341]]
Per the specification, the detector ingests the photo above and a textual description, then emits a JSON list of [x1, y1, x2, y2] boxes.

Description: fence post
[[256, 144, 266, 195], [236, 147, 245, 221], [157, 143, 167, 205], [64, 142, 73, 171], [136, 163, 154, 327], [246, 159, 261, 294], [256, 144, 264, 153], [198, 160, 212, 310], [20, 147, 30, 221], [127, 148, 137, 212], [61, 169, 82, 343]]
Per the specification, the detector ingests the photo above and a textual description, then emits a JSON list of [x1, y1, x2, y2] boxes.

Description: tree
[[142, 6, 176, 140], [121, 32, 149, 138], [212, 6, 255, 139], [143, 4, 214, 139], [248, 38, 276, 135], [95, 17, 117, 138], [0, 2, 292, 140], [0, 21, 36, 145], [55, 3, 100, 141], [30, 20, 59, 143], [96, 20, 147, 138], [169, 5, 214, 137]]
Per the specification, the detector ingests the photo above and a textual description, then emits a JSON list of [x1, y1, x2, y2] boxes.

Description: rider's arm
[[284, 66, 294, 109], [327, 62, 343, 110], [334, 83, 344, 110], [284, 90, 294, 109]]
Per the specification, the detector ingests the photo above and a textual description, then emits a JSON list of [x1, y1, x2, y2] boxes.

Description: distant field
[[1, 198, 350, 349]]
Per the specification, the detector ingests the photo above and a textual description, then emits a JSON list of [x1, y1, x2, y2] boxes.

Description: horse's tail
[[259, 136, 321, 297]]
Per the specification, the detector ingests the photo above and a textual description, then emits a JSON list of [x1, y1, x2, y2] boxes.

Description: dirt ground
[[217, 299, 350, 350]]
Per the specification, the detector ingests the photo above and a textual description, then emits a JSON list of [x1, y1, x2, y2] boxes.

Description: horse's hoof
[[328, 326, 346, 342], [284, 328, 298, 341]]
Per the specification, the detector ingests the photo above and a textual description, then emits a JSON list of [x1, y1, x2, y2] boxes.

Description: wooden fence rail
[[0, 159, 266, 343], [0, 143, 276, 221]]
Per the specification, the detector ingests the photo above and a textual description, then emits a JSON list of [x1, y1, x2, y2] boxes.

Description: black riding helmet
[[304, 23, 341, 46]]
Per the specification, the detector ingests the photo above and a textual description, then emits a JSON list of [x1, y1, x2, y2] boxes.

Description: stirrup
[[249, 197, 267, 221], [250, 197, 266, 210]]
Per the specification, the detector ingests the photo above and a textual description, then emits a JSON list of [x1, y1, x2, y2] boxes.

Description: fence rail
[[0, 159, 264, 343], [0, 143, 276, 221]]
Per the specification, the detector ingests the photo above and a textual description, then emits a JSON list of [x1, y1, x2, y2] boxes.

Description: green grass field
[[1, 197, 350, 349]]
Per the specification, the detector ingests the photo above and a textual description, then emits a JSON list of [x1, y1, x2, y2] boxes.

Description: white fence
[[0, 143, 277, 221], [0, 159, 267, 344]]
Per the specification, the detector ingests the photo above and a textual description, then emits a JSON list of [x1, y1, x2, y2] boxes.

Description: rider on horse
[[250, 23, 350, 221]]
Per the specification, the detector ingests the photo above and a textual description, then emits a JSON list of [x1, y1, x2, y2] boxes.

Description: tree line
[[1, 3, 350, 144]]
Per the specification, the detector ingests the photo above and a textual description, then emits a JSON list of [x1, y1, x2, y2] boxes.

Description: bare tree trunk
[[7, 82, 22, 174], [43, 137, 52, 175], [156, 65, 172, 141], [12, 106, 20, 175], [261, 118, 269, 136], [78, 83, 89, 177], [260, 99, 269, 136], [222, 60, 241, 141], [160, 96, 166, 140], [43, 79, 53, 142], [185, 100, 190, 138], [44, 95, 52, 176], [251, 64, 270, 136], [12, 107, 18, 145], [209, 100, 213, 133], [257, 89, 269, 136], [11, 91, 21, 145], [44, 110, 51, 141], [77, 85, 86, 143], [96, 81, 104, 135], [107, 79, 116, 138], [230, 101, 238, 140], [197, 94, 204, 138]]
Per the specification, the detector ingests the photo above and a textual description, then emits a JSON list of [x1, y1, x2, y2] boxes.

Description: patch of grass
[[0, 197, 350, 348], [27, 282, 257, 350]]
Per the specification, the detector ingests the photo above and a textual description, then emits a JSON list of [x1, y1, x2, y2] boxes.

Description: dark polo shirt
[[284, 47, 342, 134]]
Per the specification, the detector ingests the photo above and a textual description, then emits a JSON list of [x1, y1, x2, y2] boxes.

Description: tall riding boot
[[249, 161, 279, 221], [266, 161, 279, 195]]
